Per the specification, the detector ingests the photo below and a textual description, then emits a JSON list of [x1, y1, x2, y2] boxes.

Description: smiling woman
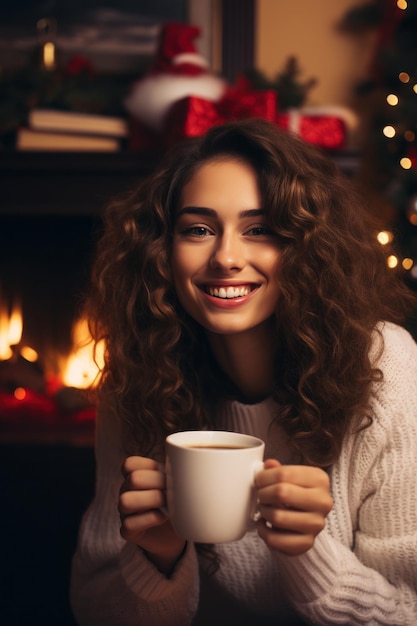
[[171, 158, 281, 338], [71, 119, 417, 626]]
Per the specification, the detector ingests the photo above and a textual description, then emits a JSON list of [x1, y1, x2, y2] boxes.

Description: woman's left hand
[[255, 459, 333, 556]]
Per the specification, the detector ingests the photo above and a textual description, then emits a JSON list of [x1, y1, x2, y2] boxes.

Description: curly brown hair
[[86, 118, 416, 466]]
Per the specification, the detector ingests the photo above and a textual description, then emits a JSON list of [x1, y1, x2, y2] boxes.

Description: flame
[[0, 299, 23, 360], [61, 318, 104, 389], [0, 297, 102, 390]]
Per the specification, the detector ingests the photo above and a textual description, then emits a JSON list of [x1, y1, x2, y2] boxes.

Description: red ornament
[[64, 54, 96, 76]]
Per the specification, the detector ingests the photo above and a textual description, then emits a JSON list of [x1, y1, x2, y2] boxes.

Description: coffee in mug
[[165, 430, 265, 543]]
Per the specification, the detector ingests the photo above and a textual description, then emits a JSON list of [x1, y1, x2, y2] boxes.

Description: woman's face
[[171, 158, 281, 338]]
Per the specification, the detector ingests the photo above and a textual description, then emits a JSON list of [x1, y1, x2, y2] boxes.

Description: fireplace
[[0, 151, 157, 443], [0, 213, 102, 442]]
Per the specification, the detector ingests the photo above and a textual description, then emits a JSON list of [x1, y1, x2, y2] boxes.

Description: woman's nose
[[209, 233, 244, 272]]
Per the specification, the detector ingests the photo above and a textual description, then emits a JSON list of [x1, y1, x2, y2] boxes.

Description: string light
[[413, 84, 417, 94], [383, 125, 396, 138], [400, 157, 412, 169], [377, 230, 394, 245], [404, 130, 415, 142], [387, 255, 399, 268], [397, 0, 407, 9], [399, 72, 410, 83], [402, 258, 414, 270], [386, 93, 399, 106]]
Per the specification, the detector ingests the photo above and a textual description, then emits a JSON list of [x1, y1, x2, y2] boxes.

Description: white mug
[[165, 430, 265, 543]]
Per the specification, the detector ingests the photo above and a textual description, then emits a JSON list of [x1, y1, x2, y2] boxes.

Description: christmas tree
[[341, 0, 417, 290]]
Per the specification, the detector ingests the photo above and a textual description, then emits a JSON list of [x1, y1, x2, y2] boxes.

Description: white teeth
[[207, 286, 251, 299]]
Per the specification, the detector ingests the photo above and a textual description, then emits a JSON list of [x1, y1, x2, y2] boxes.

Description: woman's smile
[[171, 158, 281, 337], [204, 284, 253, 298], [198, 283, 260, 309]]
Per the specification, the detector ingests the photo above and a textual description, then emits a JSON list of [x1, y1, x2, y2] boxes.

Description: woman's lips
[[206, 285, 253, 299], [199, 284, 258, 302]]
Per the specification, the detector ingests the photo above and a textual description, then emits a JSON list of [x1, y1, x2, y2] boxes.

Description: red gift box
[[165, 98, 347, 150], [164, 82, 277, 146], [276, 109, 346, 150]]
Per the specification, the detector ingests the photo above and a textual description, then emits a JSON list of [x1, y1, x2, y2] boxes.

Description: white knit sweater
[[70, 322, 417, 625]]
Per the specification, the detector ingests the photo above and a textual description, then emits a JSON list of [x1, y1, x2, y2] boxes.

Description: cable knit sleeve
[[271, 323, 417, 625], [70, 406, 200, 625]]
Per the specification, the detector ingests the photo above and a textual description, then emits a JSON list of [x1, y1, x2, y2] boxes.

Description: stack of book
[[16, 109, 129, 152]]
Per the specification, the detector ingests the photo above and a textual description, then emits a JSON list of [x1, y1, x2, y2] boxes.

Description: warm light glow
[[377, 230, 393, 245], [400, 157, 412, 169], [43, 42, 56, 69], [0, 306, 12, 360], [0, 300, 23, 360], [20, 345, 39, 362], [413, 84, 417, 94], [409, 191, 417, 223], [397, 0, 407, 9], [387, 94, 399, 106], [61, 318, 104, 389], [399, 72, 410, 83], [383, 125, 396, 138], [402, 258, 414, 270], [404, 130, 415, 142], [387, 255, 399, 268], [14, 387, 27, 400], [8, 306, 23, 345]]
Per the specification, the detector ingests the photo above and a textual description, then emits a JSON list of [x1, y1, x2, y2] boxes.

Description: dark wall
[[0, 443, 95, 625]]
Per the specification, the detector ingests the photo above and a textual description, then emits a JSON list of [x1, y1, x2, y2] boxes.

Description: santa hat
[[151, 22, 209, 76], [124, 21, 226, 132]]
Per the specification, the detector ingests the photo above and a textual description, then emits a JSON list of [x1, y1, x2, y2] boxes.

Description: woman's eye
[[182, 226, 212, 237], [246, 225, 273, 236]]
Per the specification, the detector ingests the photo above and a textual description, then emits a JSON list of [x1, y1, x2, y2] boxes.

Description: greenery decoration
[[244, 56, 317, 111]]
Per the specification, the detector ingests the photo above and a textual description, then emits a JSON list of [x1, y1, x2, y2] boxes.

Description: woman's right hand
[[119, 456, 186, 574]]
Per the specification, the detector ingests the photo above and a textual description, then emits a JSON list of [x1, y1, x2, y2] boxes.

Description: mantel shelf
[[0, 150, 161, 174], [0, 149, 359, 216], [0, 150, 163, 215]]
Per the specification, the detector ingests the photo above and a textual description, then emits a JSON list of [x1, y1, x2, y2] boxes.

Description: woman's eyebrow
[[177, 206, 217, 218], [240, 208, 265, 219], [177, 207, 264, 218]]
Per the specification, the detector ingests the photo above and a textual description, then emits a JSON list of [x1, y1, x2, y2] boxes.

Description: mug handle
[[250, 460, 265, 523]]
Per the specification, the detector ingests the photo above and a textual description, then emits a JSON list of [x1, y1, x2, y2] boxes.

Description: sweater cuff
[[273, 529, 345, 602], [120, 539, 199, 604]]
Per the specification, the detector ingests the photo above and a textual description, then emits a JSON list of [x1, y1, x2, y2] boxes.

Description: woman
[[71, 119, 417, 625]]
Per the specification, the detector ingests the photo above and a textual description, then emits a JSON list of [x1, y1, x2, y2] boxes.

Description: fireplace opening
[[1, 215, 99, 352], [0, 214, 101, 440]]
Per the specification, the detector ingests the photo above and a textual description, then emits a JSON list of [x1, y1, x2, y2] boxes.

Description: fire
[[0, 295, 103, 390], [61, 318, 104, 389], [0, 299, 34, 361]]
